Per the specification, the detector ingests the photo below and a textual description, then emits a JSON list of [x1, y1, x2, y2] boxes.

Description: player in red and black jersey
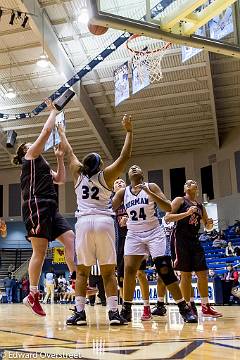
[[166, 180, 222, 318], [12, 99, 75, 317]]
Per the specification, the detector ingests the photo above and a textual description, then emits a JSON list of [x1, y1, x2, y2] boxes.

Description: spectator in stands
[[4, 273, 14, 303], [209, 229, 218, 241], [58, 274, 66, 286], [212, 234, 227, 248], [232, 267, 239, 287], [0, 219, 7, 238], [225, 242, 235, 257], [22, 277, 29, 300], [234, 246, 240, 257], [219, 230, 226, 240], [12, 275, 19, 303], [8, 264, 15, 273], [199, 231, 211, 242], [209, 269, 216, 278], [43, 269, 55, 304], [222, 264, 235, 304], [235, 226, 240, 235]]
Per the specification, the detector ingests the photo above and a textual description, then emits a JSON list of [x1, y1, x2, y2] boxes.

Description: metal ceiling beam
[[0, 43, 41, 54], [0, 60, 37, 70], [94, 89, 210, 108], [100, 101, 211, 119], [111, 119, 213, 135], [105, 113, 213, 129], [82, 62, 207, 85], [1, 118, 86, 131], [39, 0, 72, 7], [88, 76, 209, 98], [17, 0, 117, 159], [204, 52, 219, 147], [0, 27, 31, 37]]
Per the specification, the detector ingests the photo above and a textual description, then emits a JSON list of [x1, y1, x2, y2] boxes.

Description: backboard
[[88, 0, 240, 58]]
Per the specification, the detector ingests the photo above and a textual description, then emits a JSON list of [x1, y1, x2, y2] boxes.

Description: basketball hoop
[[126, 34, 171, 83]]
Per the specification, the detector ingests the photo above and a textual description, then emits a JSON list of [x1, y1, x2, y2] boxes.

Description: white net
[[127, 35, 171, 83]]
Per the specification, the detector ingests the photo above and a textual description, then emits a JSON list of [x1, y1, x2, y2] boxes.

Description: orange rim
[[126, 34, 171, 55]]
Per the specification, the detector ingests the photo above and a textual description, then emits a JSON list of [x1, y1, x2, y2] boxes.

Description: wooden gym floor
[[0, 304, 239, 359]]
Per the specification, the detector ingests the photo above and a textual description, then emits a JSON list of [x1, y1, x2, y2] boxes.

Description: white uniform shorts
[[124, 225, 167, 259], [75, 215, 116, 266]]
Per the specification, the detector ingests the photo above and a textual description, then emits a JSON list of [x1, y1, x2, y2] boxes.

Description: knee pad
[[154, 256, 177, 286]]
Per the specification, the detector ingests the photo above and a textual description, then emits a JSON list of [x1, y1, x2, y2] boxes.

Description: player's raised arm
[[104, 114, 133, 188], [51, 143, 66, 185], [57, 125, 83, 184], [25, 99, 57, 160]]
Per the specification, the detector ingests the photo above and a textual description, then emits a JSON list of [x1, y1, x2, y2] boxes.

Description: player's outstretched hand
[[122, 114, 132, 132], [54, 143, 64, 158], [45, 98, 57, 112]]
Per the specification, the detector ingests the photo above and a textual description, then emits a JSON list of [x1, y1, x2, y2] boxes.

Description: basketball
[[88, 23, 108, 36]]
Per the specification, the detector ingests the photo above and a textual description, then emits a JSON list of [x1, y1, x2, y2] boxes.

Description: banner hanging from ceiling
[[114, 61, 129, 106], [208, 6, 233, 40]]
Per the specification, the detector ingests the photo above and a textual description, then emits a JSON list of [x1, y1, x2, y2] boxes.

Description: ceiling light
[[5, 88, 17, 99], [78, 7, 89, 24], [9, 11, 15, 25], [37, 54, 49, 68]]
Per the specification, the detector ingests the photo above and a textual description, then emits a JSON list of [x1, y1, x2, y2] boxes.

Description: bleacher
[[201, 234, 240, 276], [0, 249, 32, 280]]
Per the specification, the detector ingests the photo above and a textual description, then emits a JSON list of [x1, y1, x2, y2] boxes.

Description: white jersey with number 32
[[124, 184, 159, 232], [75, 171, 113, 217]]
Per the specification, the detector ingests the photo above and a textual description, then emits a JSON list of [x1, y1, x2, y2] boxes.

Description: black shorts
[[22, 198, 72, 242], [171, 234, 208, 272]]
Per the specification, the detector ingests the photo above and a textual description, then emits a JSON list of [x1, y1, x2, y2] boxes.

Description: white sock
[[30, 285, 38, 294], [158, 297, 164, 303], [107, 296, 118, 312], [175, 298, 184, 304], [143, 300, 150, 306], [190, 297, 194, 302], [201, 297, 208, 305], [75, 296, 86, 312]]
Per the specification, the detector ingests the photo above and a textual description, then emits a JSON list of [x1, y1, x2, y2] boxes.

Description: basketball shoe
[[141, 306, 152, 321], [120, 302, 132, 322], [151, 302, 167, 316], [190, 301, 198, 318], [109, 309, 128, 326], [23, 292, 46, 317], [66, 307, 87, 325], [178, 302, 198, 323], [202, 304, 222, 318]]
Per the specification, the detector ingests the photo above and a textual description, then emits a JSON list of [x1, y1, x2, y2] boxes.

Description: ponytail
[[12, 143, 26, 166]]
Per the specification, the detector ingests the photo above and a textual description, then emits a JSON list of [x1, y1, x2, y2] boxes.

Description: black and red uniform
[[21, 156, 71, 241], [171, 197, 208, 272]]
